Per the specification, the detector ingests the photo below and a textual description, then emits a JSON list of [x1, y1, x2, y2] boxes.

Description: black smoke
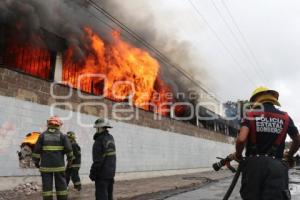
[[0, 0, 216, 105], [0, 0, 94, 59], [98, 0, 215, 101]]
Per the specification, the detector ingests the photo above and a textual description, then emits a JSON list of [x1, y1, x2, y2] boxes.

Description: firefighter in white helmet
[[89, 118, 116, 200]]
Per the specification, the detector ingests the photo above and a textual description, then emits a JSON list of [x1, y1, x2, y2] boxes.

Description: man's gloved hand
[[67, 163, 71, 169], [89, 166, 97, 181], [228, 152, 242, 163], [67, 160, 73, 168], [34, 162, 40, 169], [89, 172, 96, 182], [283, 151, 295, 168], [75, 184, 82, 191]]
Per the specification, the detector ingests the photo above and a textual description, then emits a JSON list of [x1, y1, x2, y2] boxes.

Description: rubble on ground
[[0, 182, 40, 200], [13, 182, 40, 196]]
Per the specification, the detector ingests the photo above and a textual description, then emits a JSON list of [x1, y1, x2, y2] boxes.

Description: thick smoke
[[0, 0, 215, 103], [99, 0, 215, 101], [0, 0, 95, 59]]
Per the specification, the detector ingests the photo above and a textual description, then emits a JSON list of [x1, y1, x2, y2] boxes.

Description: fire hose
[[212, 155, 243, 200], [213, 155, 297, 200]]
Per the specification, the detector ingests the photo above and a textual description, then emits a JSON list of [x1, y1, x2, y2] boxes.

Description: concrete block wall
[[0, 95, 233, 176], [0, 67, 235, 177], [0, 68, 235, 144]]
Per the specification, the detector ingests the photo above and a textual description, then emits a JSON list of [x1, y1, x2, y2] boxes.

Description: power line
[[86, 9, 136, 43], [221, 0, 271, 85], [88, 0, 222, 102], [211, 0, 267, 84], [186, 0, 257, 88], [89, 0, 212, 94]]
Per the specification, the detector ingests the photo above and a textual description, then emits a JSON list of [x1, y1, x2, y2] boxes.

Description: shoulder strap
[[273, 113, 290, 146], [247, 112, 257, 144], [266, 113, 290, 156]]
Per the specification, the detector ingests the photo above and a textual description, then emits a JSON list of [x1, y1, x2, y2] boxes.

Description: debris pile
[[12, 182, 40, 196]]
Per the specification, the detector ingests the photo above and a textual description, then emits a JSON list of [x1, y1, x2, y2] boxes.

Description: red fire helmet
[[47, 116, 63, 127]]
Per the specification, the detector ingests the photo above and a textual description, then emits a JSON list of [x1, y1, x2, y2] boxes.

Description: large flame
[[63, 27, 173, 115], [1, 26, 176, 116], [2, 38, 51, 79]]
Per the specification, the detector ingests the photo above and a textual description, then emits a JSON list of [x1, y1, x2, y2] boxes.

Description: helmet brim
[[250, 90, 279, 102], [93, 125, 112, 128]]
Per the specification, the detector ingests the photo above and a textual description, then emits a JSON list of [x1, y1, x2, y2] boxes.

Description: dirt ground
[[0, 170, 233, 200]]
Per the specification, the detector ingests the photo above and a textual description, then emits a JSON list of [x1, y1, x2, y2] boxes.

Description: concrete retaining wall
[[0, 95, 234, 177], [0, 67, 234, 144]]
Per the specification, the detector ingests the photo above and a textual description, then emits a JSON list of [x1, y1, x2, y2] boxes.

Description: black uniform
[[240, 103, 299, 200], [32, 128, 74, 200], [89, 130, 116, 200], [66, 140, 81, 190]]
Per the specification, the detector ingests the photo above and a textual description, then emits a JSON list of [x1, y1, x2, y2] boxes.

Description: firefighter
[[230, 87, 300, 200], [65, 131, 82, 191], [89, 118, 116, 200], [32, 116, 74, 200]]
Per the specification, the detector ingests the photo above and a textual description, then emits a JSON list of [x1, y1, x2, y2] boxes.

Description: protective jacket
[[32, 128, 74, 172], [243, 103, 298, 158], [240, 103, 299, 200], [70, 140, 81, 168], [90, 130, 116, 180], [66, 140, 81, 191]]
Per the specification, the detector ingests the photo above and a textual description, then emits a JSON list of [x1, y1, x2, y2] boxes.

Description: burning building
[[0, 0, 239, 133], [62, 27, 176, 116], [0, 0, 237, 182], [0, 23, 177, 116]]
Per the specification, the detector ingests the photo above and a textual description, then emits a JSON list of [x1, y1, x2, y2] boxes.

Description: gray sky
[[106, 0, 300, 127]]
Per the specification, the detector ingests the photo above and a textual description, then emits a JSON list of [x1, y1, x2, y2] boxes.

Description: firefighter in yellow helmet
[[32, 116, 74, 200], [229, 87, 300, 200], [250, 86, 281, 107]]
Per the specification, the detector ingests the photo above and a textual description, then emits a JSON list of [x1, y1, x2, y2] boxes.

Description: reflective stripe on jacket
[[90, 130, 116, 179], [33, 128, 74, 172]]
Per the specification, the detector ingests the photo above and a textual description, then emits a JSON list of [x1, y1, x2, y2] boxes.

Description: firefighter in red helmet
[[32, 116, 74, 200]]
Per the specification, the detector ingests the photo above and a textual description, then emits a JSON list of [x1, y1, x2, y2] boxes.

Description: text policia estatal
[[255, 117, 284, 134]]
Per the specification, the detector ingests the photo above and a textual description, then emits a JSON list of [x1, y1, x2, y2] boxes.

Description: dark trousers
[[95, 179, 114, 200], [240, 156, 290, 200], [66, 167, 81, 189], [41, 172, 68, 200]]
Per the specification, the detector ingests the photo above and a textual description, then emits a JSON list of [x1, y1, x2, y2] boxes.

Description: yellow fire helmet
[[67, 131, 76, 140], [250, 86, 280, 106], [23, 132, 41, 146]]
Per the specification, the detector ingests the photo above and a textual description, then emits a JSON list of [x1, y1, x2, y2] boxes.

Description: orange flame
[[3, 39, 51, 79], [2, 26, 183, 116], [63, 27, 173, 115]]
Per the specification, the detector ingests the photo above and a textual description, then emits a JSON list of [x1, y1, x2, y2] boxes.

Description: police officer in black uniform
[[89, 118, 116, 200], [230, 87, 300, 200]]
